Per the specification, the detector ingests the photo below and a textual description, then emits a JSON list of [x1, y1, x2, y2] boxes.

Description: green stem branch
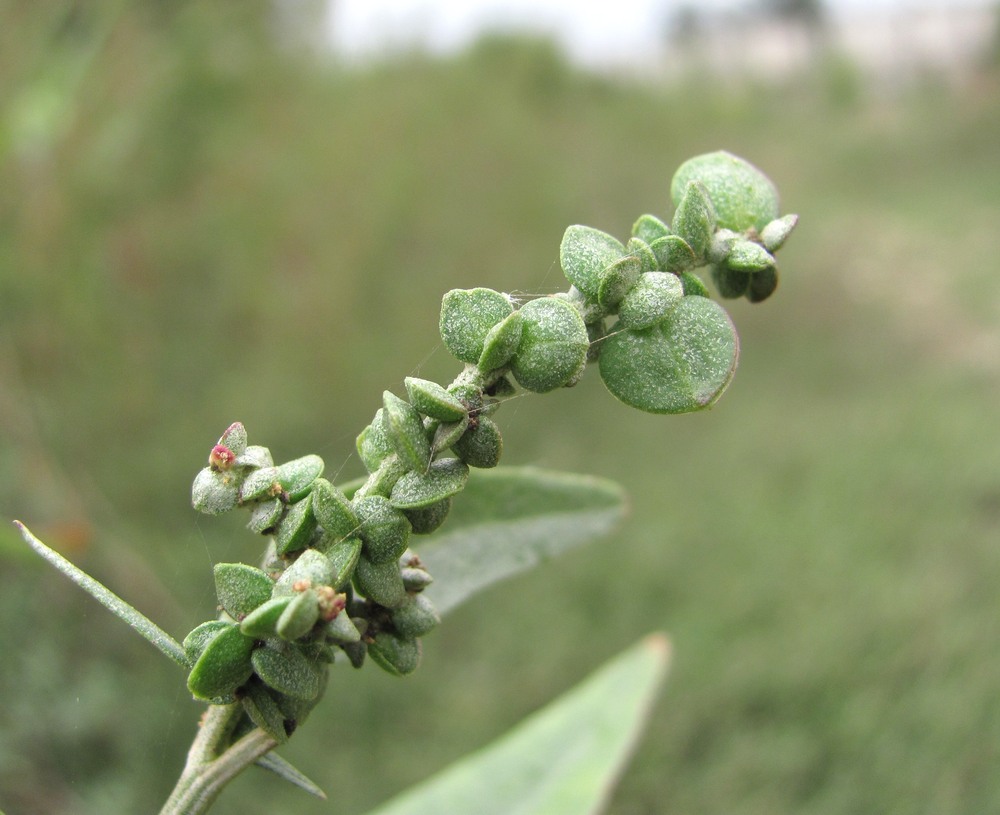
[[160, 703, 278, 815]]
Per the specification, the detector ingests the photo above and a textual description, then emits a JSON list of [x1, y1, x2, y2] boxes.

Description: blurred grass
[[2, 4, 1000, 814]]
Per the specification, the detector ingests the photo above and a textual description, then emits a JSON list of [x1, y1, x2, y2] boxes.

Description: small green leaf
[[357, 409, 393, 472], [383, 391, 432, 473], [354, 495, 412, 564], [631, 213, 670, 244], [183, 620, 231, 664], [322, 537, 362, 589], [711, 264, 751, 299], [15, 522, 189, 667], [725, 238, 775, 273], [240, 596, 294, 639], [273, 549, 337, 595], [214, 563, 273, 619], [431, 416, 470, 455], [416, 468, 625, 616], [239, 466, 281, 503], [252, 643, 324, 701], [246, 497, 283, 534], [390, 457, 470, 508], [363, 634, 670, 815], [625, 237, 658, 273], [648, 234, 697, 273], [234, 444, 273, 469], [599, 296, 739, 414], [761, 213, 798, 252], [276, 454, 325, 502], [276, 589, 320, 641], [324, 611, 362, 644], [255, 752, 327, 800], [747, 266, 779, 303], [404, 377, 468, 422], [451, 417, 503, 469], [311, 478, 360, 539], [617, 271, 684, 330], [191, 467, 240, 515], [274, 497, 318, 556], [671, 180, 717, 260], [186, 623, 254, 700], [477, 311, 523, 372], [391, 593, 440, 638], [678, 270, 709, 297], [367, 632, 422, 677], [671, 150, 779, 232], [354, 555, 407, 608], [403, 498, 453, 535], [218, 422, 248, 457], [510, 297, 589, 393], [440, 288, 515, 364], [597, 255, 642, 312], [559, 225, 625, 299], [242, 679, 291, 743]]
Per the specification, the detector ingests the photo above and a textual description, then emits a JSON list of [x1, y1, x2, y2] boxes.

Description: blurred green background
[[2, 2, 999, 813]]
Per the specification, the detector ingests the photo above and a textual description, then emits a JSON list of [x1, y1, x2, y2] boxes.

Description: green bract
[[311, 478, 360, 539], [367, 631, 421, 677], [383, 391, 432, 473], [353, 495, 411, 564], [451, 416, 503, 469], [404, 377, 467, 422], [671, 180, 716, 260], [322, 537, 362, 589], [214, 563, 272, 619], [357, 408, 393, 472], [191, 468, 240, 515], [390, 457, 470, 509], [510, 297, 589, 393], [478, 311, 523, 372], [274, 497, 317, 555], [251, 643, 324, 701], [670, 150, 779, 233], [560, 225, 625, 299], [439, 288, 515, 364], [631, 213, 670, 244], [648, 235, 697, 274], [617, 272, 684, 330], [353, 555, 407, 608], [276, 454, 324, 502], [186, 624, 254, 701], [599, 296, 739, 414], [273, 549, 337, 595]]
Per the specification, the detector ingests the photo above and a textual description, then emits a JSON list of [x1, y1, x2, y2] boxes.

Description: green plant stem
[[160, 703, 278, 815]]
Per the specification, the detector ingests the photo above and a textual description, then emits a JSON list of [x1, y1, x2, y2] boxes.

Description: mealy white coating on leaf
[[192, 467, 240, 515], [440, 288, 515, 364], [599, 296, 739, 414], [761, 213, 799, 252], [390, 457, 470, 509], [671, 180, 716, 260], [218, 422, 248, 456], [617, 272, 684, 330], [725, 239, 776, 273], [510, 297, 590, 393], [559, 225, 626, 299], [671, 151, 779, 233]]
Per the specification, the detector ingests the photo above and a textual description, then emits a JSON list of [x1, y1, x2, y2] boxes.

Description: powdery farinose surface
[[599, 296, 739, 414], [670, 151, 779, 233]]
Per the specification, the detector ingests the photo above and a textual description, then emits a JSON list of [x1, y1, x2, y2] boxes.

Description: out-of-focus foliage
[[2, 2, 1000, 814]]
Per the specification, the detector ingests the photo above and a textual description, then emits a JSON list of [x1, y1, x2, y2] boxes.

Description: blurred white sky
[[328, 0, 992, 68]]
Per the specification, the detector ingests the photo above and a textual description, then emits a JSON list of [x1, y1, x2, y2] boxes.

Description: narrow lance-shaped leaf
[[14, 522, 189, 667], [363, 633, 671, 815], [416, 468, 626, 616]]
